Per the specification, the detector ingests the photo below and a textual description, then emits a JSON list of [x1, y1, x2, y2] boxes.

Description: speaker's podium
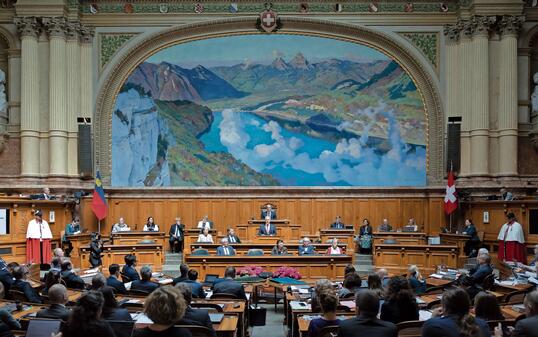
[[236, 219, 301, 242]]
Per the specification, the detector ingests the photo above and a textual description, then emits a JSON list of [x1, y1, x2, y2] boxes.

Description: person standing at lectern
[[197, 215, 213, 230], [111, 217, 130, 233], [26, 210, 53, 264], [462, 219, 480, 257], [169, 217, 185, 253], [498, 212, 526, 263], [261, 204, 277, 220], [378, 219, 393, 232], [89, 232, 103, 268], [358, 219, 373, 255], [143, 216, 159, 232], [330, 216, 345, 229], [259, 216, 276, 236]]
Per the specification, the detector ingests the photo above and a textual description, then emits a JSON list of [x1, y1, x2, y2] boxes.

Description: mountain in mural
[[126, 61, 247, 102]]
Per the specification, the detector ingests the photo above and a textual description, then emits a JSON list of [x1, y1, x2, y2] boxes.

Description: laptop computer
[[209, 313, 225, 324], [107, 320, 135, 337], [26, 319, 62, 337], [203, 274, 219, 287]]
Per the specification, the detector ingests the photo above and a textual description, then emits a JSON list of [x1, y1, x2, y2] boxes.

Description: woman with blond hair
[[407, 265, 426, 294]]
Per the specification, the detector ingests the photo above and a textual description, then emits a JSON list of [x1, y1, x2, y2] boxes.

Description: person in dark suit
[[172, 263, 189, 285], [298, 237, 316, 255], [225, 228, 241, 244], [36, 284, 70, 321], [60, 260, 86, 290], [121, 254, 140, 282], [464, 254, 493, 299], [216, 238, 236, 256], [11, 265, 42, 303], [212, 266, 247, 300], [380, 276, 419, 324], [271, 240, 289, 255], [260, 204, 277, 220], [378, 218, 393, 232], [30, 187, 56, 200], [0, 262, 17, 294], [462, 219, 480, 256], [421, 287, 490, 337], [180, 269, 205, 299], [130, 266, 159, 294], [106, 264, 127, 294], [330, 216, 345, 229], [89, 232, 103, 268], [169, 217, 185, 253], [175, 283, 217, 337], [259, 216, 277, 236], [99, 286, 133, 321], [337, 290, 397, 337], [358, 218, 374, 254], [60, 291, 116, 337], [514, 290, 538, 337]]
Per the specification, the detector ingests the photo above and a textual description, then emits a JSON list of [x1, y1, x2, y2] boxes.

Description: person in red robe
[[498, 212, 526, 263], [26, 210, 53, 264]]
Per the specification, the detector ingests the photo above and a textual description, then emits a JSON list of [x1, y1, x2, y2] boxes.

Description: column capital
[[498, 15, 525, 37], [14, 17, 40, 39], [443, 23, 461, 42], [79, 24, 94, 44], [470, 15, 496, 38], [42, 17, 67, 39], [65, 21, 80, 42]]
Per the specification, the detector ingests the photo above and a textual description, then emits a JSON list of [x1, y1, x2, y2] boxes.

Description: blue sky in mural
[[112, 34, 427, 187]]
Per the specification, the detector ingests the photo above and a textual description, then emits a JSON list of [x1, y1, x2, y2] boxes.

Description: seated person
[[377, 268, 390, 288], [380, 276, 419, 324], [225, 228, 241, 244], [30, 187, 55, 200], [330, 216, 345, 229], [53, 247, 65, 259], [378, 218, 393, 232], [180, 269, 205, 299], [0, 309, 20, 335], [172, 263, 189, 285], [339, 272, 362, 298], [132, 287, 191, 337], [63, 217, 81, 246], [518, 244, 538, 273], [501, 187, 514, 201], [307, 290, 341, 337], [42, 270, 62, 295], [197, 215, 213, 229], [60, 291, 116, 337], [121, 254, 140, 282], [474, 291, 504, 321], [261, 204, 277, 220], [111, 217, 130, 233], [216, 238, 235, 256], [298, 237, 315, 255], [106, 264, 127, 294], [311, 279, 335, 313], [197, 227, 214, 243], [513, 290, 538, 337], [462, 218, 480, 256], [326, 238, 343, 255], [36, 284, 70, 321], [50, 256, 62, 272], [212, 266, 247, 300], [90, 273, 107, 291], [367, 273, 384, 299], [175, 283, 217, 337], [143, 216, 159, 232], [406, 265, 426, 295], [259, 216, 276, 236], [99, 286, 132, 321], [0, 262, 17, 294], [271, 239, 288, 255], [464, 253, 493, 299], [403, 218, 418, 232], [131, 265, 159, 294], [60, 260, 86, 289], [11, 265, 42, 303]]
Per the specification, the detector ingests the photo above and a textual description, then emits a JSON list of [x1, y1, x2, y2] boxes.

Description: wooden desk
[[236, 223, 301, 241], [65, 233, 92, 262], [297, 314, 354, 337], [188, 243, 349, 256], [185, 255, 352, 281], [501, 305, 526, 320], [184, 228, 218, 254], [425, 277, 453, 288], [373, 232, 427, 246], [134, 314, 238, 337], [373, 244, 458, 274], [78, 243, 163, 269], [111, 231, 167, 249], [319, 229, 355, 248], [439, 233, 469, 266]]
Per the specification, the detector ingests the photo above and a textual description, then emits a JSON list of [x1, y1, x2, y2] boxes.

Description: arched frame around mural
[[94, 16, 444, 188]]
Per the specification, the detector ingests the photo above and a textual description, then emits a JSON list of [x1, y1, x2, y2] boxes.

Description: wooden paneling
[[79, 196, 446, 239], [373, 244, 458, 274]]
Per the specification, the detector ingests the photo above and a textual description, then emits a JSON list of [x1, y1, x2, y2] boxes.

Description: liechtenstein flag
[[91, 171, 107, 220]]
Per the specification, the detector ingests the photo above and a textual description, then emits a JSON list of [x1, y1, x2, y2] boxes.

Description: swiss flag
[[444, 170, 458, 214]]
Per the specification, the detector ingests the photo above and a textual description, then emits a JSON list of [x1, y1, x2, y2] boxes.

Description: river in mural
[[111, 34, 427, 186]]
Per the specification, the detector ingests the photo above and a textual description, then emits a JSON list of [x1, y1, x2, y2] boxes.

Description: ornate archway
[[94, 17, 444, 186]]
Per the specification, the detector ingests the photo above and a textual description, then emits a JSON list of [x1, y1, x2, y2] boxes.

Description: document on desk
[[430, 274, 443, 279], [132, 312, 153, 324], [125, 281, 132, 290], [419, 310, 432, 321], [290, 301, 311, 311]]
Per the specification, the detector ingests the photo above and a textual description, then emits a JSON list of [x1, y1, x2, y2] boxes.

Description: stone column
[[497, 16, 523, 177], [14, 17, 40, 177], [459, 21, 472, 177], [66, 21, 80, 177], [43, 17, 68, 177], [444, 25, 461, 172], [469, 16, 495, 177], [79, 25, 94, 120]]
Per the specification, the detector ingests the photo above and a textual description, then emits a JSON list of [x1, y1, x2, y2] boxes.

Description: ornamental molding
[[14, 16, 40, 38]]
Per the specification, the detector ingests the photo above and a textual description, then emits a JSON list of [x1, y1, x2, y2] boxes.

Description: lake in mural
[[111, 34, 427, 186]]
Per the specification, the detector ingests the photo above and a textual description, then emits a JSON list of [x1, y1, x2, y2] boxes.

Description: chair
[[423, 285, 445, 294], [128, 289, 150, 296], [211, 293, 238, 299], [175, 325, 215, 337], [503, 290, 527, 304], [191, 248, 209, 256], [318, 325, 340, 337], [247, 249, 264, 256], [482, 274, 495, 291], [397, 320, 425, 337], [190, 302, 224, 312], [8, 289, 27, 302]]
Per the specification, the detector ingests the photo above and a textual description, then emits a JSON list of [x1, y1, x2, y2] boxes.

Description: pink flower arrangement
[[236, 265, 265, 277], [273, 266, 302, 279]]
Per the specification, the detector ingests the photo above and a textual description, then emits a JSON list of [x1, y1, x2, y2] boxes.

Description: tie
[[230, 236, 235, 243], [266, 225, 270, 234], [224, 247, 229, 255]]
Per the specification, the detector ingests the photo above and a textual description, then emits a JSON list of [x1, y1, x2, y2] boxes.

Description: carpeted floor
[[249, 303, 287, 337]]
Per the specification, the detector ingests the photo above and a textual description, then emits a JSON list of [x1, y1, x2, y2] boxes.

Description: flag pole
[[449, 160, 454, 233], [98, 219, 101, 235]]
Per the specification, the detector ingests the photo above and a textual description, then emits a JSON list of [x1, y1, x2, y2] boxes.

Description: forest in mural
[[111, 34, 427, 186]]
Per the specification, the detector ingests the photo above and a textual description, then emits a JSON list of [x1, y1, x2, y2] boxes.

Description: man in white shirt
[[26, 210, 53, 264], [111, 217, 131, 233], [197, 215, 213, 229], [216, 238, 235, 256]]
